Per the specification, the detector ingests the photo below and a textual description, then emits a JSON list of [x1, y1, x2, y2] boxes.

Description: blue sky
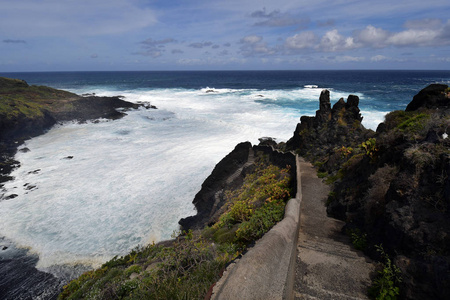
[[1, 0, 449, 71]]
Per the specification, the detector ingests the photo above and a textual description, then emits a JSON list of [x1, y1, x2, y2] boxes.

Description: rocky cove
[[1, 76, 449, 299], [0, 77, 155, 299]]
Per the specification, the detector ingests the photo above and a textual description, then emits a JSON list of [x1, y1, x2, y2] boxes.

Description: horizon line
[[2, 69, 450, 74]]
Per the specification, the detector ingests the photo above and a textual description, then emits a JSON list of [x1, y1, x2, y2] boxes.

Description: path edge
[[210, 155, 302, 300]]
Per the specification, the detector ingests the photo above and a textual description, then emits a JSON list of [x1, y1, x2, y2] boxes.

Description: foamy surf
[[0, 84, 385, 275]]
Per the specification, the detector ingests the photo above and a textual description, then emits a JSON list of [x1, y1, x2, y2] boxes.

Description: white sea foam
[[0, 86, 385, 273], [0, 87, 299, 271]]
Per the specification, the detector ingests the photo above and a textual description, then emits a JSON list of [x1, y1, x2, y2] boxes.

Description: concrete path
[[294, 159, 375, 300]]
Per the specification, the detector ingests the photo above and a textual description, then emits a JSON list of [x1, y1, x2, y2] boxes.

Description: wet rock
[[19, 147, 30, 153]]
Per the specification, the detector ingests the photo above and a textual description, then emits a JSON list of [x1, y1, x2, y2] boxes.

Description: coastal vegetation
[[59, 158, 292, 299], [0, 76, 78, 121], [368, 245, 402, 300]]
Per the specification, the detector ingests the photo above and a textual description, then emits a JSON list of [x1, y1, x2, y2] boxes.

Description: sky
[[1, 0, 450, 71]]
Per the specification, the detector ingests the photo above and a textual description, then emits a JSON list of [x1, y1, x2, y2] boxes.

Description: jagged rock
[[179, 142, 252, 230], [315, 89, 331, 125], [286, 89, 371, 170]]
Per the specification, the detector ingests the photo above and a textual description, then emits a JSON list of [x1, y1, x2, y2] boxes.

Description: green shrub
[[397, 113, 430, 133], [360, 138, 378, 159], [213, 225, 239, 243], [317, 171, 328, 178], [125, 265, 142, 277], [347, 228, 367, 250], [229, 200, 254, 223], [383, 110, 431, 139], [236, 201, 285, 242], [369, 245, 402, 300]]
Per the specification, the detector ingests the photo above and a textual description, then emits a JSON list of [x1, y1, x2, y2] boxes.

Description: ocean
[[0, 70, 449, 296]]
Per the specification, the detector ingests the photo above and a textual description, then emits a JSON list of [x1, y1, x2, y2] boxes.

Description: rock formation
[[287, 89, 373, 173], [179, 142, 297, 230]]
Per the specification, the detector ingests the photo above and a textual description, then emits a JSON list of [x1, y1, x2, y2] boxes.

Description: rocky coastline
[[0, 77, 155, 299], [0, 77, 154, 185]]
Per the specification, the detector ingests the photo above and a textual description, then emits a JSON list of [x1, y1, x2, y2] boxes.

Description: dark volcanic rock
[[179, 142, 297, 230], [406, 84, 449, 111], [286, 89, 372, 173], [0, 238, 64, 300], [0, 110, 56, 143], [52, 96, 141, 122], [179, 142, 252, 230]]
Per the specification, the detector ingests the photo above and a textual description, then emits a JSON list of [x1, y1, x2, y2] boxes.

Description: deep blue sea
[[0, 70, 449, 296], [4, 70, 450, 124]]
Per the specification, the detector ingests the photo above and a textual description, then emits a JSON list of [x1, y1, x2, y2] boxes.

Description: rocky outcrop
[[179, 142, 297, 230], [405, 84, 449, 111], [179, 142, 253, 230], [286, 89, 373, 173], [50, 96, 141, 122]]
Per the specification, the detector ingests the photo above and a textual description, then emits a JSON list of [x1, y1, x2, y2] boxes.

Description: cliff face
[[287, 85, 450, 299], [179, 142, 297, 230]]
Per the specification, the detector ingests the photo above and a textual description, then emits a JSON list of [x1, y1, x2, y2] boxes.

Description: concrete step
[[294, 161, 374, 300]]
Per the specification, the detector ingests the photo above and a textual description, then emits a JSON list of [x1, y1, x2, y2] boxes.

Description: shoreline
[[0, 77, 155, 299]]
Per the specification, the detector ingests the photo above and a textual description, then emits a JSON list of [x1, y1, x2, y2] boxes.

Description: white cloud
[[283, 18, 450, 54], [239, 35, 275, 56], [371, 55, 388, 62], [285, 31, 317, 50], [319, 29, 357, 52], [386, 29, 440, 46], [333, 55, 365, 63], [240, 35, 263, 44], [355, 25, 390, 48]]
